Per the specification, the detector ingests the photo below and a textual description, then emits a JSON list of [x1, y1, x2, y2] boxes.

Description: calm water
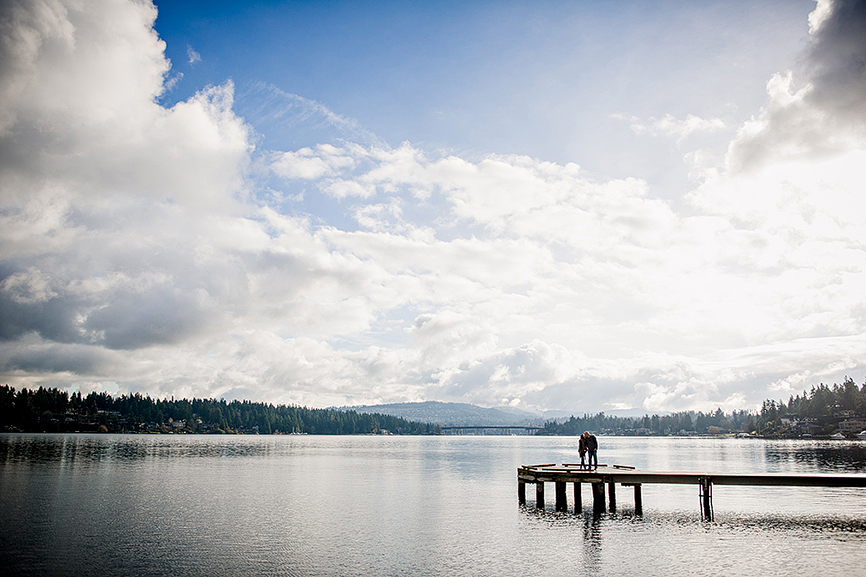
[[2, 434, 866, 577]]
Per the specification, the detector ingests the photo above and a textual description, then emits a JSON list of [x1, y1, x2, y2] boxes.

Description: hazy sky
[[2, 0, 865, 414]]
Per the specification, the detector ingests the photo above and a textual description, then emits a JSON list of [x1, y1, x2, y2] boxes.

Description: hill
[[342, 401, 545, 427]]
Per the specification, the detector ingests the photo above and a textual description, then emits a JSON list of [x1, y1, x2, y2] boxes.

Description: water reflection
[[764, 440, 866, 472], [3, 434, 866, 577], [709, 510, 866, 533], [0, 433, 286, 467], [582, 513, 603, 574], [519, 503, 866, 577]]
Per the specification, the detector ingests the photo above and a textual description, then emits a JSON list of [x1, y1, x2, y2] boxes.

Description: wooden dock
[[518, 463, 866, 520]]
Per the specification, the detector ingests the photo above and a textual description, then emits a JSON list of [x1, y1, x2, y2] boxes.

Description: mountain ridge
[[337, 401, 663, 426], [337, 401, 546, 427]]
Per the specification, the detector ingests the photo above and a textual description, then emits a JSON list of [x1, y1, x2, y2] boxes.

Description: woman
[[578, 432, 588, 469]]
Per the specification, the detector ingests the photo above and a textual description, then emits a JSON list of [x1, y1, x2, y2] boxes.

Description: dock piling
[[591, 481, 606, 513], [699, 477, 713, 521], [518, 464, 866, 520], [555, 481, 567, 512]]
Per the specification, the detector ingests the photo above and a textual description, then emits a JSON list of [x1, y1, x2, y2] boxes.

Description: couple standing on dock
[[578, 431, 598, 469]]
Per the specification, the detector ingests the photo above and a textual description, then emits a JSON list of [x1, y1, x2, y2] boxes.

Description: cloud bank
[[1, 0, 865, 413]]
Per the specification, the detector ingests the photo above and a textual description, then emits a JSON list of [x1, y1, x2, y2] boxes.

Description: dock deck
[[518, 463, 866, 520]]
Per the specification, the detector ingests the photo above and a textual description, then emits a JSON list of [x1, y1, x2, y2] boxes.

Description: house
[[839, 419, 866, 435]]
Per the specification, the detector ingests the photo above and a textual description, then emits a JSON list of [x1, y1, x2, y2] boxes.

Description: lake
[[2, 434, 865, 576]]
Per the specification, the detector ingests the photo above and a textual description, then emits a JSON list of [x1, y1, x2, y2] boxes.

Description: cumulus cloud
[[0, 1, 252, 367], [271, 144, 358, 181], [726, 0, 866, 172]]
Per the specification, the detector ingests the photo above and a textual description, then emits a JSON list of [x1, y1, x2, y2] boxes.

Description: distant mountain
[[542, 408, 663, 420], [341, 401, 545, 427]]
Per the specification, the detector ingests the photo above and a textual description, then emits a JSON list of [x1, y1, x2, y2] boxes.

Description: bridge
[[440, 425, 542, 435]]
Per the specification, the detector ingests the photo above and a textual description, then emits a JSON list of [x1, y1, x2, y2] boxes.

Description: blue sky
[[155, 0, 812, 186], [1, 0, 865, 415]]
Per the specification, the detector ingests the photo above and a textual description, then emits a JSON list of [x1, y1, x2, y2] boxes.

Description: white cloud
[[0, 0, 166, 137], [186, 44, 201, 64], [1, 268, 58, 304], [617, 113, 726, 143], [271, 144, 357, 180], [0, 0, 251, 211], [808, 0, 835, 33]]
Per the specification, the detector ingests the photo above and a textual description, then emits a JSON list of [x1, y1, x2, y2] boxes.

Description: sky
[[1, 0, 865, 415]]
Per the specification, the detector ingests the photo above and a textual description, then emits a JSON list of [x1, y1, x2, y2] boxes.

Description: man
[[586, 431, 598, 469]]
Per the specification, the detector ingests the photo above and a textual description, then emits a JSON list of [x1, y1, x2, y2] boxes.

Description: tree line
[[3, 376, 864, 438], [538, 408, 753, 436], [0, 385, 440, 435], [539, 376, 866, 438], [755, 377, 866, 436]]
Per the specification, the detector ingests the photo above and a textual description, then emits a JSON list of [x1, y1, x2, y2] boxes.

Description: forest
[[538, 408, 752, 436], [0, 385, 440, 435], [539, 377, 866, 438]]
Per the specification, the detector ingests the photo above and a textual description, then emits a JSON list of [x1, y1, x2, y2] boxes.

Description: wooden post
[[518, 481, 526, 505], [608, 480, 616, 512], [633, 484, 643, 515], [555, 481, 567, 512], [700, 477, 713, 521], [536, 481, 545, 509], [574, 482, 582, 514], [591, 481, 606, 513]]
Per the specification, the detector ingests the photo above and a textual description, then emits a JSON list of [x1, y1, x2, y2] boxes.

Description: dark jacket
[[586, 434, 598, 452], [578, 436, 587, 455]]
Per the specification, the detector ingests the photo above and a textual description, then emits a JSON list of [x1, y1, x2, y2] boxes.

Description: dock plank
[[518, 464, 866, 519], [519, 465, 866, 487]]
